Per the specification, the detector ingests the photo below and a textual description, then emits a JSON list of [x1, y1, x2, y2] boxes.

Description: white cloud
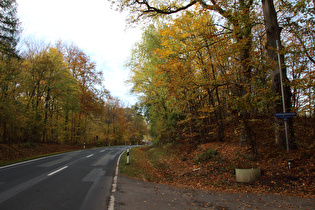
[[17, 0, 141, 105]]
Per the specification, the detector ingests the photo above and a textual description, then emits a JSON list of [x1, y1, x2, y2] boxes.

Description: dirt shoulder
[[115, 175, 315, 210]]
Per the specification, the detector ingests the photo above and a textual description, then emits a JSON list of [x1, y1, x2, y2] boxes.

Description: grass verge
[[119, 146, 165, 182]]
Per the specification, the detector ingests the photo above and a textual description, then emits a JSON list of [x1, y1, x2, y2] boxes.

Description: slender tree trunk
[[262, 0, 296, 149], [235, 17, 256, 153], [205, 43, 225, 141], [215, 90, 225, 141]]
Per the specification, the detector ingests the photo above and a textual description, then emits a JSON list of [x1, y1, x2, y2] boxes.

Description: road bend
[[0, 146, 128, 210]]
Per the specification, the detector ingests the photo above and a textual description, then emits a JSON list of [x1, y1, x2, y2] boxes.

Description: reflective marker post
[[126, 149, 130, 164]]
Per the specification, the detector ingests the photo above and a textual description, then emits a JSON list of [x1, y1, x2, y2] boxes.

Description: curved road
[[0, 146, 128, 210]]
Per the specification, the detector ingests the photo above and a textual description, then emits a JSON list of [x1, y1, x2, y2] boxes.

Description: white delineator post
[[127, 148, 130, 164]]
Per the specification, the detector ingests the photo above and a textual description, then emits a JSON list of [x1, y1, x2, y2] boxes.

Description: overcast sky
[[17, 0, 142, 106]]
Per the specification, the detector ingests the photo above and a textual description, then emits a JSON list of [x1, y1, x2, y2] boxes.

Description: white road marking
[[108, 195, 115, 210], [0, 152, 68, 170], [100, 150, 105, 152], [47, 166, 68, 176], [86, 154, 94, 158], [108, 150, 125, 210]]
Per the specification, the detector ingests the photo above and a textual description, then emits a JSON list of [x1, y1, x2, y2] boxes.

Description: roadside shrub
[[194, 148, 218, 164]]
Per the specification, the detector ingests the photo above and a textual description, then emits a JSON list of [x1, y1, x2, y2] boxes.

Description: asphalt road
[[0, 146, 128, 210]]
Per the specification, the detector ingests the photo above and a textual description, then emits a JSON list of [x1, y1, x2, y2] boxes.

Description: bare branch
[[138, 0, 198, 15]]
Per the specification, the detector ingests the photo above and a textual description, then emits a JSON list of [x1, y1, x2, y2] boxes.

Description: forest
[[1, 0, 314, 152], [0, 0, 147, 146], [116, 0, 315, 151], [114, 1, 315, 196], [1, 0, 313, 197]]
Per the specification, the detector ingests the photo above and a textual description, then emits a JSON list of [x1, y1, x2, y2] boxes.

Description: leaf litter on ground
[[121, 142, 315, 198]]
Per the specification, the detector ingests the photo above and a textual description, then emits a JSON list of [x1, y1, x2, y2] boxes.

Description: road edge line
[[0, 150, 81, 170], [108, 149, 125, 210]]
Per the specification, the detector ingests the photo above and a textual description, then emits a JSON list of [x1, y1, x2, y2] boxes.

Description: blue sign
[[274, 112, 297, 119]]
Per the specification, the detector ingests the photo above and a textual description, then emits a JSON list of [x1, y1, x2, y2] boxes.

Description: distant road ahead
[[0, 146, 127, 210]]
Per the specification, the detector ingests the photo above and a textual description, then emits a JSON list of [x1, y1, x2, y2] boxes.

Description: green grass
[[119, 146, 177, 183], [119, 149, 139, 176], [146, 147, 169, 168], [119, 147, 153, 180]]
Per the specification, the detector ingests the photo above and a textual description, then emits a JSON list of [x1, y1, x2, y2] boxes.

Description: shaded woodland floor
[[117, 116, 315, 198], [120, 142, 315, 198]]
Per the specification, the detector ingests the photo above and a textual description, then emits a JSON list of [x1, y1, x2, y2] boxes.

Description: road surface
[[0, 146, 127, 210]]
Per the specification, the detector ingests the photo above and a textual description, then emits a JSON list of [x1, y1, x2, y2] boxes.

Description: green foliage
[[120, 147, 160, 182], [194, 148, 218, 164], [0, 0, 20, 57]]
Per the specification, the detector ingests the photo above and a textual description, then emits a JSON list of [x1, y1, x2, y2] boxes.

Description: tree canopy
[[0, 37, 147, 145], [0, 0, 20, 57], [122, 0, 314, 150]]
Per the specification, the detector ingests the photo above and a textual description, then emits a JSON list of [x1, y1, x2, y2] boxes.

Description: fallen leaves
[[0, 143, 82, 165], [123, 142, 315, 198]]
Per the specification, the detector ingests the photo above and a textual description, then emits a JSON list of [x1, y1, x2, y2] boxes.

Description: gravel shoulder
[[114, 175, 315, 210]]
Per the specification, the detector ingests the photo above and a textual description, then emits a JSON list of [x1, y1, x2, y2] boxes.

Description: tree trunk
[[262, 0, 296, 149]]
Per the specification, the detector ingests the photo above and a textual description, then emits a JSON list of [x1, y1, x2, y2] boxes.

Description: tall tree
[[117, 0, 259, 150], [261, 0, 296, 148], [63, 44, 103, 143], [281, 0, 315, 117], [0, 55, 22, 142], [0, 0, 20, 57], [113, 0, 307, 150], [0, 0, 21, 142]]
